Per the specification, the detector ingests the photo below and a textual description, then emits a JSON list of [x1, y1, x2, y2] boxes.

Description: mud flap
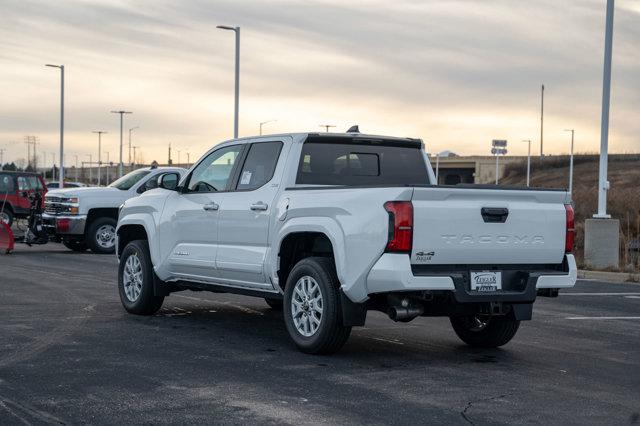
[[511, 303, 533, 321], [340, 291, 367, 326]]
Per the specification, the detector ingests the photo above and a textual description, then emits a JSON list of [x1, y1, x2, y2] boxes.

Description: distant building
[[430, 155, 525, 185]]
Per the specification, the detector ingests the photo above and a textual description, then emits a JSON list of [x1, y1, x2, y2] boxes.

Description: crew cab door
[[159, 145, 244, 280], [214, 139, 289, 288]]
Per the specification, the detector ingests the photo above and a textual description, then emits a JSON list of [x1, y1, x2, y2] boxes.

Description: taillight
[[384, 201, 413, 253], [565, 204, 575, 253]]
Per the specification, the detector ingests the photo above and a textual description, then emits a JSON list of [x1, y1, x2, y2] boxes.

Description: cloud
[[0, 0, 637, 166]]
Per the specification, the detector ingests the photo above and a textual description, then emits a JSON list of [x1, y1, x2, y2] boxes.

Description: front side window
[[109, 169, 151, 190], [236, 142, 282, 191], [187, 145, 242, 192], [0, 175, 14, 193]]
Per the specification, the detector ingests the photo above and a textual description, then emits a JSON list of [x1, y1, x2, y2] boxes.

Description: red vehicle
[[0, 171, 47, 226]]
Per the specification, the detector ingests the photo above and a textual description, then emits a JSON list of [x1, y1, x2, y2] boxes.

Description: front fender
[[116, 208, 160, 267]]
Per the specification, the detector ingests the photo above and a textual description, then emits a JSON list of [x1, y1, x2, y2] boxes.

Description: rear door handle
[[203, 202, 219, 211], [250, 202, 268, 211]]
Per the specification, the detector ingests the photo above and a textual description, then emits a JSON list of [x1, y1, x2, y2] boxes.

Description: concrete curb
[[578, 269, 640, 283]]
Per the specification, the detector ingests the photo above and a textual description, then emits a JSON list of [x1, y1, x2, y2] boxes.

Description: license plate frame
[[470, 271, 502, 292]]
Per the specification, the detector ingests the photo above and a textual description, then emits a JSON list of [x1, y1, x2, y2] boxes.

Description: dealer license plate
[[470, 271, 502, 292]]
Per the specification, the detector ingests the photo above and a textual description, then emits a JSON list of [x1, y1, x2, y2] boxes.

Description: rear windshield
[[296, 139, 429, 186]]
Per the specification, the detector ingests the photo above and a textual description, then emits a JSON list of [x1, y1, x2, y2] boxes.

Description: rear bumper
[[42, 213, 87, 236], [364, 253, 577, 302]]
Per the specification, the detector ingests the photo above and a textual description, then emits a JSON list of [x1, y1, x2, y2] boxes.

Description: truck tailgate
[[410, 187, 569, 265]]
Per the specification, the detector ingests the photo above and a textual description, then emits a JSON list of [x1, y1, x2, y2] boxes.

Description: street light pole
[[110, 110, 132, 178], [105, 152, 110, 184], [74, 155, 78, 181], [46, 64, 64, 188], [92, 131, 107, 186], [217, 25, 240, 139], [522, 140, 531, 187], [595, 0, 615, 218], [564, 130, 575, 195], [259, 120, 277, 135], [540, 84, 544, 159], [128, 126, 139, 170]]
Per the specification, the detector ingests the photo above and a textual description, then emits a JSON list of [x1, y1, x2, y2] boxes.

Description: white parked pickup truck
[[116, 132, 577, 354], [43, 166, 186, 254]]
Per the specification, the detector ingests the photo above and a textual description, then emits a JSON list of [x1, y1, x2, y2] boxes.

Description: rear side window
[[296, 141, 428, 186], [0, 175, 14, 193], [236, 142, 282, 190]]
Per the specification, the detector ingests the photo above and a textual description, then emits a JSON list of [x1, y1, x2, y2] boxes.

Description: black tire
[[118, 240, 164, 315], [283, 257, 351, 355], [450, 315, 520, 348], [264, 297, 283, 310], [0, 208, 13, 227], [63, 239, 87, 252], [86, 216, 117, 254]]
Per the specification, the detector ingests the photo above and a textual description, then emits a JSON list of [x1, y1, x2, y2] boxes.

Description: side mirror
[[158, 173, 179, 191]]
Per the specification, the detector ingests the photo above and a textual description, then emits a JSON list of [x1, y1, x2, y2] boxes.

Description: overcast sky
[[0, 0, 638, 166]]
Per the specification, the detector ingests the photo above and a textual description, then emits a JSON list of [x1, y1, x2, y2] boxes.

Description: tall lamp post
[[92, 131, 107, 186], [45, 64, 64, 188], [596, 0, 615, 218], [522, 139, 531, 187], [217, 25, 240, 139], [110, 110, 133, 177], [564, 129, 575, 194]]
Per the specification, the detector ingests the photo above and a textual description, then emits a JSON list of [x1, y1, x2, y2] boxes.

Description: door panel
[[215, 140, 289, 287], [159, 144, 244, 281]]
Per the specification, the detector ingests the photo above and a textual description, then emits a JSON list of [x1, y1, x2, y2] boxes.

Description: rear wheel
[[283, 257, 351, 354], [0, 209, 13, 227], [87, 217, 117, 254], [63, 239, 87, 252], [118, 240, 164, 315], [450, 315, 520, 348]]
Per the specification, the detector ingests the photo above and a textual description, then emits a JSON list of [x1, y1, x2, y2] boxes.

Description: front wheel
[[118, 240, 164, 315], [283, 257, 351, 354], [450, 315, 520, 348], [87, 217, 117, 254]]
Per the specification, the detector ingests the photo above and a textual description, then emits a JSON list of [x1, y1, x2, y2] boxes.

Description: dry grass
[[500, 154, 640, 270]]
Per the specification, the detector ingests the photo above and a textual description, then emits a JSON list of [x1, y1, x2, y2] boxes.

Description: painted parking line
[[561, 292, 640, 296], [565, 316, 640, 320]]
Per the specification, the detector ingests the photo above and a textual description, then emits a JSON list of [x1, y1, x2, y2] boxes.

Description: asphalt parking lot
[[1, 244, 639, 424]]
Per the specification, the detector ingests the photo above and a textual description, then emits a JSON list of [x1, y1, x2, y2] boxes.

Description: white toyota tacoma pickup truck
[[43, 166, 186, 254], [116, 132, 576, 354]]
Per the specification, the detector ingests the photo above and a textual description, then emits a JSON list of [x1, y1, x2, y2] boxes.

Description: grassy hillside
[[500, 154, 640, 270]]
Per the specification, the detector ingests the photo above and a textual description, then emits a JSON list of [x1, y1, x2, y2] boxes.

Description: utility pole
[[110, 110, 133, 178], [168, 143, 172, 165], [435, 153, 440, 184], [177, 150, 181, 165], [540, 84, 544, 159], [319, 124, 336, 133], [217, 25, 241, 138], [92, 131, 107, 186], [186, 152, 190, 167], [74, 155, 79, 181], [46, 64, 64, 188]]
